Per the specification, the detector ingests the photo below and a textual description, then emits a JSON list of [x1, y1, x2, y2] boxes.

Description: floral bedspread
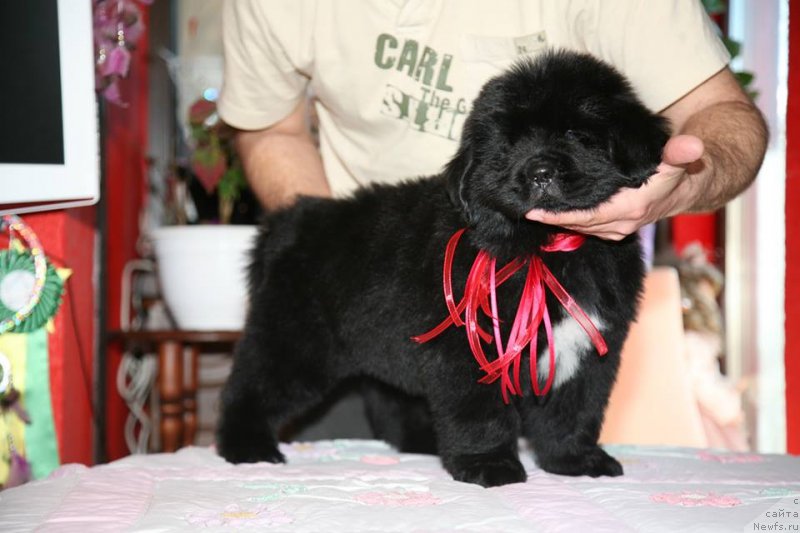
[[1, 440, 799, 532]]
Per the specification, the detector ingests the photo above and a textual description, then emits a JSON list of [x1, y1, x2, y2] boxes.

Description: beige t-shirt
[[219, 0, 730, 196]]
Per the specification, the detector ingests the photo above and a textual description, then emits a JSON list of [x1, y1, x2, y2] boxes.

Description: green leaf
[[218, 166, 247, 202], [735, 71, 754, 85], [190, 124, 210, 144], [722, 36, 742, 59], [702, 0, 727, 15]]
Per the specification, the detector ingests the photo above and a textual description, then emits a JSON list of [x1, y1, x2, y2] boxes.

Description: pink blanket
[[1, 440, 798, 532]]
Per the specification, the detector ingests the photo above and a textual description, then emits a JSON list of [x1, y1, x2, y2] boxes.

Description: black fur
[[216, 50, 670, 487]]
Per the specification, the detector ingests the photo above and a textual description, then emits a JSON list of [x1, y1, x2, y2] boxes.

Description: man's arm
[[525, 67, 768, 240], [660, 67, 767, 211], [236, 99, 331, 210]]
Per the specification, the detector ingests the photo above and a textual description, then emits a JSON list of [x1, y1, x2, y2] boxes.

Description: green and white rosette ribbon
[[0, 216, 64, 334]]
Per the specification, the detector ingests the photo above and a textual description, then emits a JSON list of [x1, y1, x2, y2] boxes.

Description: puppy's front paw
[[218, 440, 285, 465], [216, 427, 285, 465], [537, 446, 623, 478], [447, 451, 527, 487]]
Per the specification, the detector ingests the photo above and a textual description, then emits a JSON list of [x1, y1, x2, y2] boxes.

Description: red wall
[[103, 9, 150, 461], [20, 208, 96, 465], [786, 0, 800, 454], [671, 213, 718, 260]]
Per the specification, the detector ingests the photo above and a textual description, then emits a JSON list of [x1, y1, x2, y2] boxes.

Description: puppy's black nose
[[530, 164, 555, 186]]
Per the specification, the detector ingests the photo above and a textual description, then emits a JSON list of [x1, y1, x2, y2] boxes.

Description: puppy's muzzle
[[526, 154, 561, 190], [530, 163, 556, 188]]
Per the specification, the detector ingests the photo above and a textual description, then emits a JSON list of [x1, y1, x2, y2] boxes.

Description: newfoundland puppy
[[217, 49, 670, 487]]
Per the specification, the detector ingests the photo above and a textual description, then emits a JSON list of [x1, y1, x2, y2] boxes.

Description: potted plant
[[151, 96, 261, 331]]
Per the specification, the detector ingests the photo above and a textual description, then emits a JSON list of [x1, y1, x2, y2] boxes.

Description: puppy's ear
[[609, 113, 671, 186], [444, 140, 476, 221]]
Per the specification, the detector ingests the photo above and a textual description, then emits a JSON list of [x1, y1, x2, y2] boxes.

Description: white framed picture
[[0, 0, 100, 214]]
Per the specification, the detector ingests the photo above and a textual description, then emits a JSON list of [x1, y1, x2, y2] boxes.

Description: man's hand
[[525, 67, 767, 241], [524, 135, 705, 240]]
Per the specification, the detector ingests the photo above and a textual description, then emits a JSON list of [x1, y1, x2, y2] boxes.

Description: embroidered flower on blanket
[[242, 482, 307, 502], [185, 503, 293, 528], [354, 490, 442, 507], [759, 487, 799, 497], [696, 450, 765, 464], [650, 491, 742, 508], [285, 442, 343, 462]]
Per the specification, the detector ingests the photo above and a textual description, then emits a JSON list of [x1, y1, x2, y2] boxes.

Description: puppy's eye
[[565, 129, 595, 145]]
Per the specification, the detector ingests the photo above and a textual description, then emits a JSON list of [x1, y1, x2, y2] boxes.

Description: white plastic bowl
[[151, 225, 258, 331]]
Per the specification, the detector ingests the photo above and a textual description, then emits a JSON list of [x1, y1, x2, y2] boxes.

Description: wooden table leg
[[158, 340, 183, 452], [183, 344, 199, 447]]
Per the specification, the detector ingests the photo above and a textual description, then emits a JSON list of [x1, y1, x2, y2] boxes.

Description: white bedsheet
[[1, 440, 799, 532]]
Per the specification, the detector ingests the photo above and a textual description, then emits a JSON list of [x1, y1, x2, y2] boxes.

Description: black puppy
[[217, 50, 669, 487]]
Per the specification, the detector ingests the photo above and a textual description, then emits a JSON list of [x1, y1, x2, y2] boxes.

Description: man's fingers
[[550, 214, 639, 237], [525, 188, 639, 227], [525, 208, 598, 226], [525, 212, 638, 239]]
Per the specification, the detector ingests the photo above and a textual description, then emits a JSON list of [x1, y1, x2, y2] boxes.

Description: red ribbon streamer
[[412, 229, 608, 402]]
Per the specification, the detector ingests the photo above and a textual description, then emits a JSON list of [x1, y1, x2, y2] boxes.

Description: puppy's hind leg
[[216, 328, 328, 465]]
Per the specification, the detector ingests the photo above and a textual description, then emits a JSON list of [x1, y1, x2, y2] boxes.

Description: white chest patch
[[536, 314, 604, 390]]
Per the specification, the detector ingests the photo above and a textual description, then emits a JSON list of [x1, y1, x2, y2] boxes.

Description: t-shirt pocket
[[459, 31, 549, 99]]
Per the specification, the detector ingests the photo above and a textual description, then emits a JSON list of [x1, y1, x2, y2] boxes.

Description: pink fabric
[[601, 268, 708, 447], [2, 442, 799, 532]]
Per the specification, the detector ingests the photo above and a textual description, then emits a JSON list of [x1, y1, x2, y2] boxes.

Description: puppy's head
[[446, 50, 670, 245]]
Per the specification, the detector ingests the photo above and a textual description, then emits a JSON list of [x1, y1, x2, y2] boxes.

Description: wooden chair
[[110, 330, 240, 452]]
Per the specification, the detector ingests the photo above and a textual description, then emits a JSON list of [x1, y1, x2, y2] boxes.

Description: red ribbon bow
[[412, 228, 608, 403]]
